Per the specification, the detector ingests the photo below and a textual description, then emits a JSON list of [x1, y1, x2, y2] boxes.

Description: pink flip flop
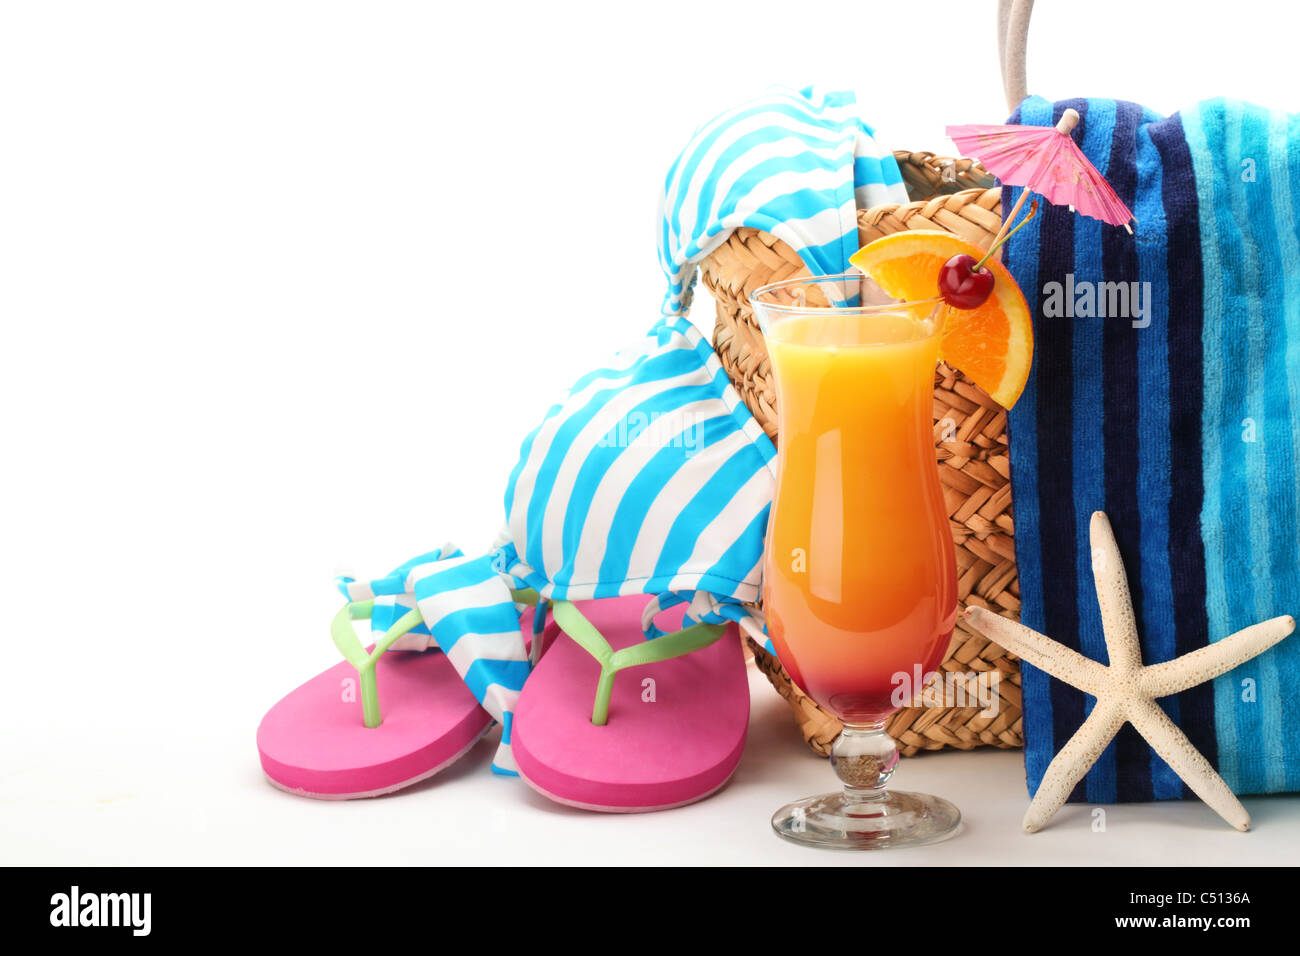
[[257, 599, 496, 799], [511, 595, 749, 812]]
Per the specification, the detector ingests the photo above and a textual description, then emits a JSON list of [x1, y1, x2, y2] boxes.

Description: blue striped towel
[[1003, 95, 1300, 802], [659, 86, 908, 318]]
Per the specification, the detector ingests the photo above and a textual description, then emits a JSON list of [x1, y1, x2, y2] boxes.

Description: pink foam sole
[[262, 724, 491, 800], [257, 647, 493, 799], [512, 595, 749, 812], [517, 760, 738, 813]]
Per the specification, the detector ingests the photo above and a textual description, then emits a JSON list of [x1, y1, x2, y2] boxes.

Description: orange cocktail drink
[[760, 293, 957, 723], [753, 273, 962, 849], [753, 229, 1035, 849]]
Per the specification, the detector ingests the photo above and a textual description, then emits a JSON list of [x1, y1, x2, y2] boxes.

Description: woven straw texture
[[700, 150, 1024, 757]]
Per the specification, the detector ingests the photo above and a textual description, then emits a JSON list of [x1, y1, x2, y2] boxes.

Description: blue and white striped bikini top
[[658, 85, 909, 318], [348, 86, 904, 775], [345, 316, 777, 777], [496, 315, 775, 626]]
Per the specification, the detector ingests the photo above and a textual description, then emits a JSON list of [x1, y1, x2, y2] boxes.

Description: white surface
[[4, 0, 1300, 865], [5, 665, 1299, 866]]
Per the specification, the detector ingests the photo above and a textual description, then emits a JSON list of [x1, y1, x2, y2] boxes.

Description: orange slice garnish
[[849, 230, 1034, 409]]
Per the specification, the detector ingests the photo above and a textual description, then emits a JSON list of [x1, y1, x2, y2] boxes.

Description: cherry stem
[[973, 199, 1039, 272]]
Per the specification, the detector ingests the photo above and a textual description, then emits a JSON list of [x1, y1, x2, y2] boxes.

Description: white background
[[3, 0, 1298, 865]]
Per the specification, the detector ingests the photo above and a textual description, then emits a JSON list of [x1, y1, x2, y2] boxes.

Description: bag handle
[[999, 0, 1034, 113]]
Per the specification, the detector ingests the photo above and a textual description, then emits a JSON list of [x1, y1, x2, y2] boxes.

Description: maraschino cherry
[[939, 255, 995, 309], [937, 199, 1040, 310]]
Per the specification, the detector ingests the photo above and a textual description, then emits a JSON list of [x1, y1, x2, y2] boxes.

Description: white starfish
[[966, 511, 1295, 833]]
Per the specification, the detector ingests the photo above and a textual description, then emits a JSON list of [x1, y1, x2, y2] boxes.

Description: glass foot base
[[771, 790, 961, 850]]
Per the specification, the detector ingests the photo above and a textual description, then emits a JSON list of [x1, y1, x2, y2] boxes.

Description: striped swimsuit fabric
[[659, 85, 907, 318], [343, 87, 904, 775], [345, 317, 778, 775]]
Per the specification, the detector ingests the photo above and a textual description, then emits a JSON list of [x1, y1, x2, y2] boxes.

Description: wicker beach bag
[[699, 150, 1026, 757]]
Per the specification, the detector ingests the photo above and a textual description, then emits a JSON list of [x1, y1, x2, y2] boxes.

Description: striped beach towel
[[1003, 95, 1300, 802], [659, 86, 908, 318]]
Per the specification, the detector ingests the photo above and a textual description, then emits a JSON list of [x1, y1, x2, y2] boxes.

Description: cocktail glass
[[751, 272, 961, 850]]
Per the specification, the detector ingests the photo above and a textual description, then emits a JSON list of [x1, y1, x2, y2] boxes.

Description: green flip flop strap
[[550, 600, 726, 726], [330, 599, 427, 729], [510, 588, 540, 606]]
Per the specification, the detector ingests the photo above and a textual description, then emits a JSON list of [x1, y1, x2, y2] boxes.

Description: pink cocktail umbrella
[[946, 108, 1135, 248]]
